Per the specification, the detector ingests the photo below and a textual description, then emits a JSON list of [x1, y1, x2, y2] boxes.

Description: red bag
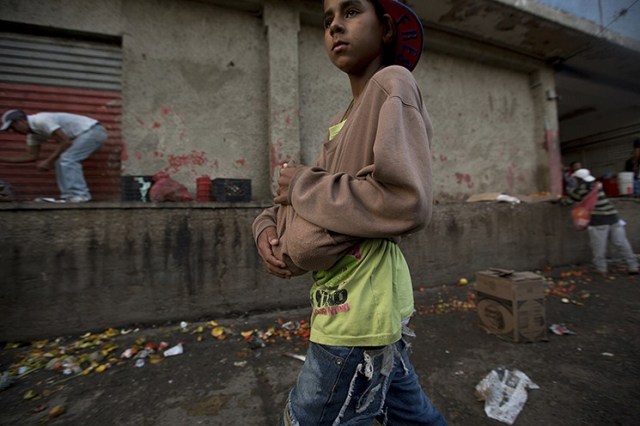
[[571, 183, 600, 231], [149, 172, 193, 202]]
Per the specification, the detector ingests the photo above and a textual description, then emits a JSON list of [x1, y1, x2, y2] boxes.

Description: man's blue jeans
[[282, 339, 447, 425], [55, 124, 107, 199]]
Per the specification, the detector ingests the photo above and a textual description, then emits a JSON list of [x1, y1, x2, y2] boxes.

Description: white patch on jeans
[[333, 362, 362, 425], [333, 345, 395, 425], [402, 316, 417, 338], [284, 396, 300, 426], [363, 352, 374, 379], [356, 383, 382, 414]]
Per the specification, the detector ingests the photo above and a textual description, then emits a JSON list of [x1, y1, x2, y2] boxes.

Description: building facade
[[0, 0, 637, 200]]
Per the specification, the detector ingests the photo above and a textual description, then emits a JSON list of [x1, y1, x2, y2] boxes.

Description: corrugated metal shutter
[[0, 32, 122, 201], [0, 33, 122, 91]]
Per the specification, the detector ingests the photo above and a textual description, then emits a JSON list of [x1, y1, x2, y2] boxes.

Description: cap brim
[[380, 0, 424, 71], [0, 121, 12, 131]]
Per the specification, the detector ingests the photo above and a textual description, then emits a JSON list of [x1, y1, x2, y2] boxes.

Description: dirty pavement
[[1, 263, 639, 426]]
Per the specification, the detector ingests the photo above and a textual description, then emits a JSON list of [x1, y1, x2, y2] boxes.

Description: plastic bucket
[[601, 176, 619, 197], [617, 172, 634, 195], [196, 176, 211, 202]]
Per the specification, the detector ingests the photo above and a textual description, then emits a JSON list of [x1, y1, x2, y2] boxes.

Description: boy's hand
[[274, 165, 302, 205], [257, 226, 292, 279]]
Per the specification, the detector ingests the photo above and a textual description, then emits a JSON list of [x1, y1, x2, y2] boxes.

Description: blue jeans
[[282, 339, 447, 425], [55, 124, 107, 199]]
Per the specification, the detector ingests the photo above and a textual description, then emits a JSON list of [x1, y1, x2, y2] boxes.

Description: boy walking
[[0, 109, 107, 202], [253, 0, 446, 424]]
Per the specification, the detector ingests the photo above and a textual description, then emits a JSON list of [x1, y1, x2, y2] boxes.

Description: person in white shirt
[[0, 109, 107, 202]]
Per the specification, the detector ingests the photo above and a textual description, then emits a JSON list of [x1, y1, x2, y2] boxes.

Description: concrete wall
[[0, 0, 557, 200], [120, 0, 270, 197], [417, 52, 544, 200], [1, 200, 638, 340], [299, 22, 550, 201]]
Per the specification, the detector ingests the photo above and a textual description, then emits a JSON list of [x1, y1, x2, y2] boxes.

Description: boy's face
[[323, 0, 387, 75]]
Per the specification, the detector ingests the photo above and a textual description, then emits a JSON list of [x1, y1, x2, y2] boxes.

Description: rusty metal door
[[0, 32, 123, 201]]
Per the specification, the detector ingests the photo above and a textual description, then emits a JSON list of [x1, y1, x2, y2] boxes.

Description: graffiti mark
[[455, 172, 474, 189], [165, 150, 209, 174], [160, 106, 172, 116], [152, 122, 162, 129], [235, 159, 246, 166], [439, 154, 448, 162], [121, 143, 129, 161], [269, 143, 297, 173]]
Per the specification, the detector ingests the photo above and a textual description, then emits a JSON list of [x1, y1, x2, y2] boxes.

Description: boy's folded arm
[[252, 205, 278, 243], [289, 101, 432, 238]]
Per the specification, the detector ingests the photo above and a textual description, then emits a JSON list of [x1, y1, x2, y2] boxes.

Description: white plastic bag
[[475, 368, 539, 425]]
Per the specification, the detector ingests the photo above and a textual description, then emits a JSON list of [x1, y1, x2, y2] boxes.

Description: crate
[[211, 178, 251, 202], [121, 176, 153, 202]]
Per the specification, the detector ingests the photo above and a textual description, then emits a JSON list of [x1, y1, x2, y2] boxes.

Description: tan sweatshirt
[[253, 65, 433, 273]]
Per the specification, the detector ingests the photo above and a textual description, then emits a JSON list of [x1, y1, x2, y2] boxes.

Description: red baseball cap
[[379, 0, 425, 71]]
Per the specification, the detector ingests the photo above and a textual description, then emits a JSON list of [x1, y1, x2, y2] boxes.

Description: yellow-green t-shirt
[[309, 239, 415, 347]]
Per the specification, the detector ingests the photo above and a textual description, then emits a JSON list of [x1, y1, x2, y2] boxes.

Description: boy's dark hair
[[367, 0, 387, 19], [366, 0, 397, 66]]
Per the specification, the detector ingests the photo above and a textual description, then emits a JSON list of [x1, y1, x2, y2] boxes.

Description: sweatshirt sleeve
[[288, 97, 432, 238], [252, 205, 278, 243]]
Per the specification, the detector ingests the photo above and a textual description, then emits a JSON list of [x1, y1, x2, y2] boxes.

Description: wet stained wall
[[1, 201, 638, 340], [1, 0, 557, 201]]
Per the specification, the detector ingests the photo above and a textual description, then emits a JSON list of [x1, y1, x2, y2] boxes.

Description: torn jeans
[[282, 339, 447, 425]]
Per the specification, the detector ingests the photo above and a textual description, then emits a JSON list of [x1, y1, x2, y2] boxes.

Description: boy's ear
[[382, 13, 395, 45]]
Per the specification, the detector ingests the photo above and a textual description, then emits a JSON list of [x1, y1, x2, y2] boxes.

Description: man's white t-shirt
[[26, 113, 98, 146]]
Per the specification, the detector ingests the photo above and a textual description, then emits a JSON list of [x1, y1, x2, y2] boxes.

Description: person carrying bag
[[568, 168, 638, 276]]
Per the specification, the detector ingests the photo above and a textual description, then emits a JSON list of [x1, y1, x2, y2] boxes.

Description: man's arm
[[37, 129, 72, 170], [567, 184, 588, 203], [0, 144, 41, 163]]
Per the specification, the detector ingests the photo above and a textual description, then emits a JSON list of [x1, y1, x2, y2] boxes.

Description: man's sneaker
[[67, 196, 90, 203], [34, 197, 66, 203]]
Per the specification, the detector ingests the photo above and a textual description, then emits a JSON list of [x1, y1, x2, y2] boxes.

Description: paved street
[[1, 262, 639, 425]]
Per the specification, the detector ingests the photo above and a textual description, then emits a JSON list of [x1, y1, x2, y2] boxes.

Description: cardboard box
[[475, 269, 546, 343]]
